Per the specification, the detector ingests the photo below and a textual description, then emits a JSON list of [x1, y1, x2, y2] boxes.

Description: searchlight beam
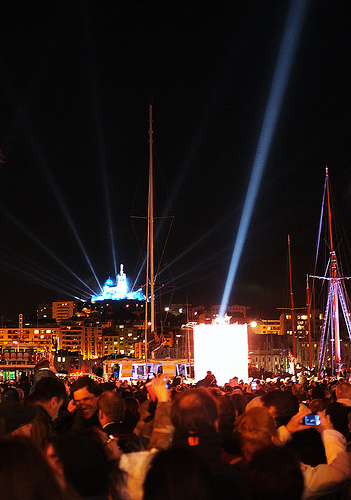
[[219, 0, 308, 318]]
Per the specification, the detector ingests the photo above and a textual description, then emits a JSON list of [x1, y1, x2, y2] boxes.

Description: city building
[[0, 325, 59, 352], [52, 301, 76, 322], [58, 319, 103, 360], [102, 324, 143, 357], [248, 319, 281, 335]]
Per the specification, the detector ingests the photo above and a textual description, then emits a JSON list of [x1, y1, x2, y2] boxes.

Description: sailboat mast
[[306, 274, 312, 369], [288, 235, 296, 358], [326, 166, 341, 366], [148, 104, 155, 338]]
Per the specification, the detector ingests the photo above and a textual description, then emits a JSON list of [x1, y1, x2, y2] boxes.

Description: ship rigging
[[311, 167, 351, 373]]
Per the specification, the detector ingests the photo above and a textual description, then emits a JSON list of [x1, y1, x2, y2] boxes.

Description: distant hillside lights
[[91, 264, 145, 302]]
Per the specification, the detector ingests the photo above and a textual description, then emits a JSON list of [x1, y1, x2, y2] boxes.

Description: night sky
[[0, 1, 351, 319]]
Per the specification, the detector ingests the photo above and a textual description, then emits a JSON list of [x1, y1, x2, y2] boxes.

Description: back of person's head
[[143, 447, 213, 500], [124, 396, 140, 417], [0, 437, 64, 500], [311, 383, 326, 400], [1, 387, 20, 403], [236, 406, 277, 460], [71, 376, 103, 397], [170, 388, 218, 435], [0, 402, 36, 436], [212, 393, 235, 436], [98, 390, 125, 422], [326, 401, 351, 437], [48, 431, 109, 498], [292, 383, 308, 403], [262, 389, 299, 425], [29, 376, 67, 404], [245, 445, 304, 500], [335, 382, 351, 401], [230, 393, 247, 418], [309, 398, 329, 413], [34, 358, 51, 373]]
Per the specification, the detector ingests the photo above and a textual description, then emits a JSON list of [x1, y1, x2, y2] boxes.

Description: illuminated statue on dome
[[91, 264, 145, 302]]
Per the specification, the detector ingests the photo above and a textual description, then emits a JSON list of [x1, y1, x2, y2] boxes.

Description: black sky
[[0, 1, 351, 319]]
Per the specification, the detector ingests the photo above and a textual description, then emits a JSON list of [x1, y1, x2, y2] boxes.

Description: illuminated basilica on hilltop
[[91, 264, 145, 303]]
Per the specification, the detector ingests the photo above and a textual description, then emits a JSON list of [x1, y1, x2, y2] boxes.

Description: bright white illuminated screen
[[193, 323, 248, 386]]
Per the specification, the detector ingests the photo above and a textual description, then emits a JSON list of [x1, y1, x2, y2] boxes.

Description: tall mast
[[306, 274, 312, 370], [149, 105, 155, 338], [326, 166, 341, 367], [144, 104, 155, 362], [288, 235, 296, 358]]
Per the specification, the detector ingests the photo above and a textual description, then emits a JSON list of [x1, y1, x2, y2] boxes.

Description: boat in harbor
[[311, 167, 351, 374]]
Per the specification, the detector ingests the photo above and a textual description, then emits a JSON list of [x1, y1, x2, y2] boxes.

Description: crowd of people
[[1, 361, 351, 499]]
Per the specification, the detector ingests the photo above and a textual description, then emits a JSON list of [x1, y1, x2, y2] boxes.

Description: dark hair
[[1, 387, 20, 403], [34, 359, 50, 373], [245, 445, 304, 500], [170, 388, 218, 435], [262, 390, 299, 420], [143, 447, 213, 500], [326, 402, 351, 437], [48, 431, 109, 498], [29, 376, 67, 404], [71, 376, 103, 397], [0, 437, 64, 500]]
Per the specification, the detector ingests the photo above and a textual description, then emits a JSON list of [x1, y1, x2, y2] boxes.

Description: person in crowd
[[27, 376, 67, 449], [71, 376, 103, 428], [170, 387, 245, 500], [98, 390, 142, 453], [143, 447, 213, 500], [196, 370, 217, 388], [326, 398, 351, 438], [0, 402, 36, 437], [29, 358, 57, 394], [335, 381, 351, 407], [0, 386, 20, 402], [46, 431, 113, 500], [262, 388, 327, 466], [244, 445, 304, 500], [56, 376, 103, 432], [0, 437, 69, 500], [238, 405, 351, 498]]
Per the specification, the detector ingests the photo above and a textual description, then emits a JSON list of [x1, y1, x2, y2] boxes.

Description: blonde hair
[[236, 406, 277, 460]]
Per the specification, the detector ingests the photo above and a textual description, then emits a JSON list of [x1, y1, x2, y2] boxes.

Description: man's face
[[50, 398, 63, 420], [73, 386, 98, 419]]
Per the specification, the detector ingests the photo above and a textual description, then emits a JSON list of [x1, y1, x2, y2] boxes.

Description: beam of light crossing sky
[[80, 4, 118, 279], [0, 251, 90, 301], [219, 0, 308, 318], [0, 58, 102, 293], [0, 205, 96, 296]]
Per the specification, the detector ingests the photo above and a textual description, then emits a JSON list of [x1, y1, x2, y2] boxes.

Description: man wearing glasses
[[69, 376, 103, 431]]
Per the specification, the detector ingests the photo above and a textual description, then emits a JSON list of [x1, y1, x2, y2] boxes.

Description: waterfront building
[[0, 325, 59, 352], [248, 319, 281, 335], [58, 319, 103, 360], [102, 324, 143, 357], [52, 301, 76, 322]]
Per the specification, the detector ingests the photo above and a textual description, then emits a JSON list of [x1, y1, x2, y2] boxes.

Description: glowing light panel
[[193, 323, 248, 386]]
